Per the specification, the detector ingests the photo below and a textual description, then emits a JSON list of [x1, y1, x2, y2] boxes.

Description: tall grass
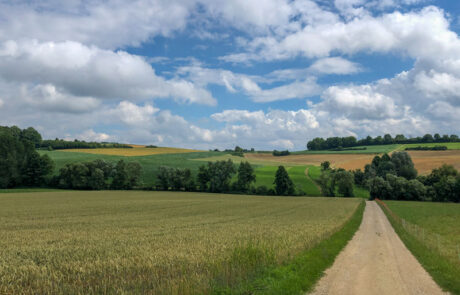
[[377, 199, 460, 294]]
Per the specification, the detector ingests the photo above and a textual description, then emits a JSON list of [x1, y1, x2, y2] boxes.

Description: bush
[[272, 150, 290, 156]]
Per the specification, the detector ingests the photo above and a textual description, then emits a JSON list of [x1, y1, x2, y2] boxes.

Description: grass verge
[[377, 200, 460, 294], [212, 199, 365, 294]]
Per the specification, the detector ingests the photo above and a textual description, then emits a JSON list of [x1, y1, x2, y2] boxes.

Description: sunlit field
[[60, 147, 201, 156], [0, 191, 360, 294]]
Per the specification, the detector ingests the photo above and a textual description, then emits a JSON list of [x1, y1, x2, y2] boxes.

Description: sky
[[0, 0, 459, 150]]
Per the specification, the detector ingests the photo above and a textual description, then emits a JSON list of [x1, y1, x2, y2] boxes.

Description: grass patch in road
[[214, 199, 366, 294], [0, 191, 360, 295], [378, 200, 460, 294]]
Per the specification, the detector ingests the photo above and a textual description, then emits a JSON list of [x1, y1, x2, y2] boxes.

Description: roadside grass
[[377, 200, 460, 294], [397, 142, 460, 150], [213, 199, 366, 294], [0, 191, 360, 294], [292, 144, 399, 155]]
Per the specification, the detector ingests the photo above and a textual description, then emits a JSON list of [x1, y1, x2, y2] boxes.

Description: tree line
[[155, 160, 300, 196], [352, 151, 459, 202], [307, 133, 460, 150], [0, 126, 142, 190], [40, 139, 133, 150]]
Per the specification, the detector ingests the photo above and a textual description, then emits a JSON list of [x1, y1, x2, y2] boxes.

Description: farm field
[[397, 142, 460, 150], [293, 144, 399, 154], [246, 150, 460, 174], [385, 201, 460, 265], [39, 150, 222, 187], [60, 146, 201, 157], [0, 191, 361, 294], [253, 166, 321, 195], [381, 201, 460, 293]]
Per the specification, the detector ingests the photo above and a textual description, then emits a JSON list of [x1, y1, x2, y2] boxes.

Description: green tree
[[368, 176, 392, 200], [126, 162, 142, 189], [111, 160, 128, 189], [197, 165, 210, 191], [21, 127, 42, 148], [207, 160, 236, 193], [335, 170, 354, 197], [236, 161, 256, 191], [274, 166, 294, 195]]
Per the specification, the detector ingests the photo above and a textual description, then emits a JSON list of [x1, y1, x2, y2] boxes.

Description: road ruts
[[310, 201, 447, 295]]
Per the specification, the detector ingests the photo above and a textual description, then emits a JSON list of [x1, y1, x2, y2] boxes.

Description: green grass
[[292, 144, 399, 154], [0, 191, 360, 294], [288, 166, 321, 196], [0, 188, 68, 193], [253, 166, 278, 188], [308, 166, 321, 181], [379, 200, 460, 294], [307, 165, 369, 198], [218, 199, 365, 294], [253, 166, 321, 195], [397, 142, 460, 150]]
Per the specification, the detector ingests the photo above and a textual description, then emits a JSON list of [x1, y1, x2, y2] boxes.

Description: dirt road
[[310, 201, 447, 295]]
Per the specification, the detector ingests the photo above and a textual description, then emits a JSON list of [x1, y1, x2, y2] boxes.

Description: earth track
[[310, 201, 447, 295]]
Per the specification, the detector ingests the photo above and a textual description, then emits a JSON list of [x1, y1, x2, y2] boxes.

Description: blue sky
[[0, 0, 459, 150]]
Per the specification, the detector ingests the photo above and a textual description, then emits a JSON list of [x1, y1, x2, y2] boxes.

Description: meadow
[[397, 142, 460, 150], [0, 191, 361, 294], [253, 166, 321, 195], [379, 200, 460, 293], [292, 144, 399, 154], [60, 147, 201, 157], [39, 150, 222, 187]]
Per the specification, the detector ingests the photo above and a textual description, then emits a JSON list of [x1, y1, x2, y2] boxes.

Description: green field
[[385, 201, 460, 262], [292, 144, 399, 154], [0, 191, 361, 294], [39, 150, 222, 187], [382, 201, 460, 294], [397, 142, 460, 150], [253, 166, 321, 195]]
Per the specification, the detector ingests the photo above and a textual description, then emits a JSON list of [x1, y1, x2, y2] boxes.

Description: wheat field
[[0, 191, 360, 294]]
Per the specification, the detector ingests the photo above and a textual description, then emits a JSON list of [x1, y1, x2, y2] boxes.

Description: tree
[[319, 170, 335, 197], [274, 166, 294, 195], [353, 169, 365, 186], [111, 160, 128, 189], [126, 162, 142, 189], [21, 127, 42, 148], [335, 170, 354, 197], [197, 165, 210, 191], [236, 161, 256, 191], [321, 161, 331, 171], [383, 134, 393, 144], [391, 152, 417, 180], [368, 177, 392, 200], [157, 166, 171, 190]]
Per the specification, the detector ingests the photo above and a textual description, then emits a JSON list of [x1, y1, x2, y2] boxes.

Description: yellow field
[[60, 147, 201, 156], [0, 191, 361, 294]]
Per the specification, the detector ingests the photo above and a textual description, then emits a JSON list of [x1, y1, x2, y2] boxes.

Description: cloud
[[75, 129, 112, 142], [0, 40, 216, 106], [222, 6, 460, 63], [308, 57, 362, 75], [319, 85, 400, 120]]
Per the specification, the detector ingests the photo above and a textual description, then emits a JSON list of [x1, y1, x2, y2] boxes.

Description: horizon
[[0, 0, 459, 150]]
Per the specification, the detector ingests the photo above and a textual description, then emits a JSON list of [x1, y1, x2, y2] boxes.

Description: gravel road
[[310, 201, 447, 295]]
